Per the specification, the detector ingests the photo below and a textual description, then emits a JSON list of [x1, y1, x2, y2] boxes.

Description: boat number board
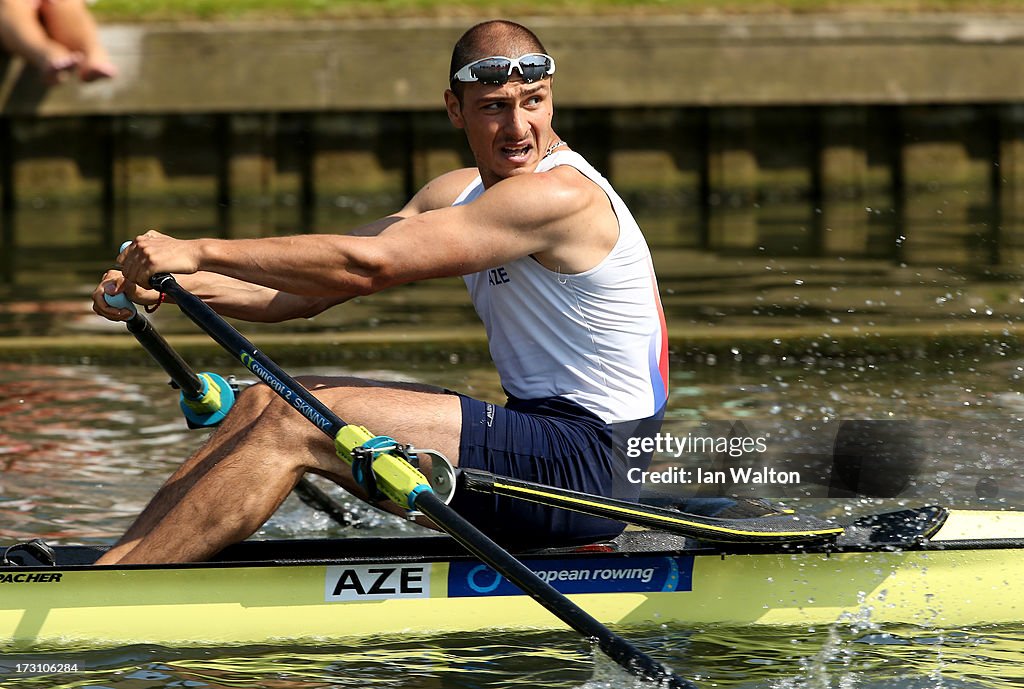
[[325, 564, 432, 601]]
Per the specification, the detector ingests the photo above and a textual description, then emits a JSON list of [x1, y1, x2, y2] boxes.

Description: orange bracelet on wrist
[[144, 292, 167, 313]]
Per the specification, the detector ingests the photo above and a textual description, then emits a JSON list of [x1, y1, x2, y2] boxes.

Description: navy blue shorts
[[449, 394, 663, 549]]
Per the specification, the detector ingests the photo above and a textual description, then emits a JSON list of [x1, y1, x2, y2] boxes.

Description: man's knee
[[233, 382, 333, 437], [233, 382, 284, 418]]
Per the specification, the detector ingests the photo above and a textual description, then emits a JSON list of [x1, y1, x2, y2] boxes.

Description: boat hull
[[2, 509, 1022, 648]]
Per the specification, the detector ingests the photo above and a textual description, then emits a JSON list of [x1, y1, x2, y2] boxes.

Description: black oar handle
[[108, 276, 350, 526], [104, 292, 205, 398], [107, 241, 206, 401], [151, 272, 695, 689]]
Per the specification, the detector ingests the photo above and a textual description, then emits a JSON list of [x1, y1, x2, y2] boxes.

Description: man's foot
[[78, 55, 117, 82], [35, 44, 80, 85]]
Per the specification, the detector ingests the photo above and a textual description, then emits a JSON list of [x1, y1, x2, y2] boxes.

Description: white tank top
[[457, 150, 669, 423]]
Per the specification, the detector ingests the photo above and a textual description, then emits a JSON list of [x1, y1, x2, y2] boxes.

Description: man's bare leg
[[97, 388, 274, 563], [95, 377, 463, 565]]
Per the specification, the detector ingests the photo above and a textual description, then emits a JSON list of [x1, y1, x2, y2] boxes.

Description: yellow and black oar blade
[[460, 469, 843, 544]]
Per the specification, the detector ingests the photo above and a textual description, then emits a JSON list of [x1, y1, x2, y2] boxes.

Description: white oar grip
[[105, 241, 139, 315], [103, 291, 138, 316]]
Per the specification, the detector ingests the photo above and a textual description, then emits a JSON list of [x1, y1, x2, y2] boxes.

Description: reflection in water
[[1, 625, 1023, 688], [2, 199, 1023, 343], [0, 363, 194, 542]]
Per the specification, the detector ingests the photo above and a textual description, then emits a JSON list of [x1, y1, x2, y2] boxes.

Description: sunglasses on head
[[451, 53, 556, 85]]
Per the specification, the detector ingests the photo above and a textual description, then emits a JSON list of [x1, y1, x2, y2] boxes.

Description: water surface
[[2, 357, 1024, 688], [2, 189, 1024, 686]]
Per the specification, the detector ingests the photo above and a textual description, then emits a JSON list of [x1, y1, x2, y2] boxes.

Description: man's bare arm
[[115, 166, 608, 305], [92, 269, 343, 323], [97, 168, 483, 323], [172, 272, 342, 321]]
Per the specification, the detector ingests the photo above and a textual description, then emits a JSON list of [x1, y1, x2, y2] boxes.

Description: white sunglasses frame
[[451, 53, 557, 85]]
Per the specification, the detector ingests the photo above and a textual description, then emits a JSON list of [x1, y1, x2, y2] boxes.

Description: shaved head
[[449, 20, 549, 98]]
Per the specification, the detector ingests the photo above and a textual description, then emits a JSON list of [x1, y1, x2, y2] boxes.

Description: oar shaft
[[151, 272, 695, 689], [123, 313, 205, 398], [108, 275, 352, 526], [413, 491, 694, 688], [105, 292, 205, 397], [153, 273, 344, 438]]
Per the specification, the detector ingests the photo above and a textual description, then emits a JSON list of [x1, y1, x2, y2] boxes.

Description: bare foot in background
[[78, 49, 117, 82], [37, 41, 80, 84], [0, 0, 118, 84]]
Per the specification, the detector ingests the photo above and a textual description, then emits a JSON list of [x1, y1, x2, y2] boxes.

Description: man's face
[[445, 77, 555, 187]]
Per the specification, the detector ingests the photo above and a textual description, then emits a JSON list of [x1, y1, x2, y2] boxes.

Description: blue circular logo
[[466, 565, 503, 593]]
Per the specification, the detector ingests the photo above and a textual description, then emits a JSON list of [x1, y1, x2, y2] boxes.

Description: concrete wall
[[1, 15, 1023, 115], [0, 15, 1022, 283]]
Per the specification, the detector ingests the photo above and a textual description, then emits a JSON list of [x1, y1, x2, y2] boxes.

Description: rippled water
[[2, 626, 1024, 688], [4, 353, 1024, 543], [3, 355, 1024, 687]]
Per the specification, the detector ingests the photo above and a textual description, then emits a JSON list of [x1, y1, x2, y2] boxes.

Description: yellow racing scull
[[1, 505, 1021, 649]]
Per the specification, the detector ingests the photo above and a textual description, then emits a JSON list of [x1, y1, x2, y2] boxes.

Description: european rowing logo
[[449, 556, 692, 597]]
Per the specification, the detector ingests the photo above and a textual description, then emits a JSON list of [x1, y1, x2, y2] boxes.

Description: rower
[[91, 19, 668, 563]]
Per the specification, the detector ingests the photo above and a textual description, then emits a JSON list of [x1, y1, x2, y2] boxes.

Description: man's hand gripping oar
[[141, 269, 696, 689], [101, 249, 351, 526], [103, 290, 235, 427]]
